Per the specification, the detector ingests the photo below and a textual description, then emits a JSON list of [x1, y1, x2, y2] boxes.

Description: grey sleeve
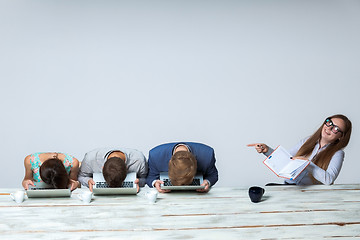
[[78, 153, 94, 188], [136, 152, 148, 187]]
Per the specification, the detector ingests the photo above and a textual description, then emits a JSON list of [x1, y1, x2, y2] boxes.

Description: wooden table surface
[[1, 184, 360, 239]]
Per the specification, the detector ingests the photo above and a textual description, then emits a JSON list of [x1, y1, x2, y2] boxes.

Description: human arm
[[137, 160, 148, 188], [145, 151, 160, 188], [306, 150, 345, 185], [69, 157, 80, 191], [289, 138, 343, 185], [87, 179, 95, 192], [22, 155, 35, 190], [153, 180, 171, 193], [247, 143, 274, 156], [77, 153, 94, 188], [196, 179, 210, 193], [134, 179, 140, 193], [146, 150, 171, 193], [201, 149, 219, 190], [130, 150, 148, 187]]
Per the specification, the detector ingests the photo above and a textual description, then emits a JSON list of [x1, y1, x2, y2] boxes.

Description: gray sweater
[[78, 147, 148, 187]]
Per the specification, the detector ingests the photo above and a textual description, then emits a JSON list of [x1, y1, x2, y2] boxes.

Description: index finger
[[89, 181, 94, 192], [246, 143, 258, 147]]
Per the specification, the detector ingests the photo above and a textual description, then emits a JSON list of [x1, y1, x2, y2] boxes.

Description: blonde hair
[[168, 151, 197, 186]]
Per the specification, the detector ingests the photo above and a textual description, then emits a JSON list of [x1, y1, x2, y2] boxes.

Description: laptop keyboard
[[95, 181, 134, 188], [28, 187, 55, 190], [163, 178, 201, 186]]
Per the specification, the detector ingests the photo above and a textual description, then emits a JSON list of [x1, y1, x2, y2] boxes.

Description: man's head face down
[[168, 150, 197, 186], [103, 157, 127, 187]]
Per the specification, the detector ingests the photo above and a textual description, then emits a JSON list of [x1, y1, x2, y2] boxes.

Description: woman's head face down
[[40, 158, 69, 189]]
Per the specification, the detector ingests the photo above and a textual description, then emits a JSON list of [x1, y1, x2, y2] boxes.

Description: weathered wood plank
[[1, 185, 360, 239]]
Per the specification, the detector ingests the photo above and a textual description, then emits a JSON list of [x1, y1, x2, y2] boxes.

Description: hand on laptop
[[135, 179, 140, 193], [69, 179, 80, 191], [22, 179, 35, 190], [88, 179, 95, 192], [196, 179, 210, 193], [154, 180, 171, 193]]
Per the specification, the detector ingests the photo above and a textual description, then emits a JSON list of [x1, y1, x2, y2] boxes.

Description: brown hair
[[295, 114, 352, 171], [168, 151, 197, 186], [103, 157, 127, 187], [40, 158, 70, 189]]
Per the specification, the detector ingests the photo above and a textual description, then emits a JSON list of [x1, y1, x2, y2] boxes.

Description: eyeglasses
[[324, 118, 343, 135]]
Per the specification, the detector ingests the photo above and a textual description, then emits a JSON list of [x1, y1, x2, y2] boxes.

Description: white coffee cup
[[145, 189, 158, 204], [10, 191, 25, 204], [78, 191, 93, 204]]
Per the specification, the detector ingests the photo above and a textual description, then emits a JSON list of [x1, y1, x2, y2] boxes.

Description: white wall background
[[0, 0, 359, 188]]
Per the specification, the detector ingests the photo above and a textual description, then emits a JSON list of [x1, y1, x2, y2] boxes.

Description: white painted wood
[[1, 185, 360, 239]]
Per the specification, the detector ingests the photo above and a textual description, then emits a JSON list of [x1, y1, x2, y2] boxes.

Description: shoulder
[[24, 154, 33, 165], [149, 143, 176, 154], [148, 143, 176, 164], [82, 148, 107, 161], [126, 148, 146, 160], [24, 153, 43, 170], [187, 142, 214, 153], [333, 149, 345, 159], [84, 148, 104, 156], [72, 157, 80, 166], [24, 154, 32, 161], [24, 153, 39, 164]]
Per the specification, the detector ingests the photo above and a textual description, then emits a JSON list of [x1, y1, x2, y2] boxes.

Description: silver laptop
[[92, 172, 137, 195], [160, 172, 205, 190], [26, 182, 71, 198]]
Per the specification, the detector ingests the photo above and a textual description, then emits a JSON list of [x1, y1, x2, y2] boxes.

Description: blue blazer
[[146, 142, 219, 187]]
